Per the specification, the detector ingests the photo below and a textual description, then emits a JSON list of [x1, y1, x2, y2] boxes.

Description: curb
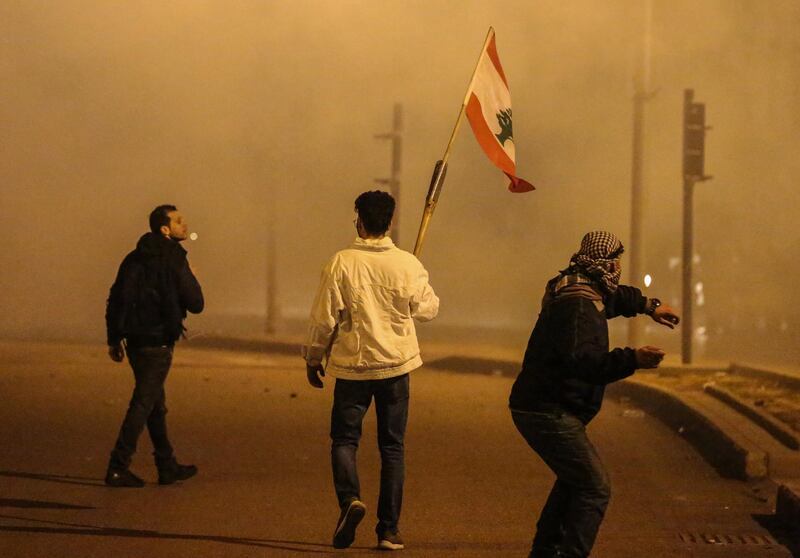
[[731, 363, 800, 391], [610, 378, 800, 531], [703, 383, 800, 450], [187, 335, 301, 356], [609, 378, 768, 480], [425, 356, 518, 377]]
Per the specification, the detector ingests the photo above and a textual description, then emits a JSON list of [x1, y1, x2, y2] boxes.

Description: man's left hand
[[108, 344, 125, 362], [651, 305, 680, 329]]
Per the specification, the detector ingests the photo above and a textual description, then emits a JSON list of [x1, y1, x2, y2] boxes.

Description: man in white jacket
[[303, 190, 439, 551]]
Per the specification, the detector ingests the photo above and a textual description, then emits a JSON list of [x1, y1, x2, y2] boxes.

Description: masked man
[[509, 231, 679, 558]]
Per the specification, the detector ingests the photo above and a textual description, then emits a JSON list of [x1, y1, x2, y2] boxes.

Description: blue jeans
[[109, 346, 175, 470], [512, 409, 610, 558], [331, 374, 409, 535]]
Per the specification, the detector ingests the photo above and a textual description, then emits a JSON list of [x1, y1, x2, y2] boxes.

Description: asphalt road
[[0, 340, 795, 557]]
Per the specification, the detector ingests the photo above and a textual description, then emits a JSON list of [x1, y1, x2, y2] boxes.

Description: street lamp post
[[628, 0, 655, 349], [681, 89, 712, 364]]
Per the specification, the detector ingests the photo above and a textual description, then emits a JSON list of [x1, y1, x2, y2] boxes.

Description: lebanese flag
[[465, 30, 535, 193]]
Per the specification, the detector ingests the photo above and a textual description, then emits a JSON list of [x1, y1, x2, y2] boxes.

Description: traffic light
[[683, 89, 711, 180]]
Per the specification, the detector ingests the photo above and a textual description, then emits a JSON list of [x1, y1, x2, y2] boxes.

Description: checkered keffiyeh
[[568, 231, 624, 294]]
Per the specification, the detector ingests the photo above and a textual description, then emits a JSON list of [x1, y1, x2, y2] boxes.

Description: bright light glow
[[644, 274, 652, 287], [695, 326, 708, 345], [189, 232, 198, 241], [668, 257, 680, 270]]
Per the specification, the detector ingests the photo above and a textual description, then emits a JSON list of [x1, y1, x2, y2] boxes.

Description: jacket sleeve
[[175, 257, 204, 314], [409, 264, 439, 322], [105, 260, 126, 346], [604, 284, 647, 319], [554, 298, 637, 385], [301, 259, 345, 366]]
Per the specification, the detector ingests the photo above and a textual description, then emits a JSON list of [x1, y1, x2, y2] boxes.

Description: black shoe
[[377, 530, 404, 551], [158, 463, 198, 485], [332, 499, 366, 549], [529, 547, 561, 558], [105, 468, 145, 488]]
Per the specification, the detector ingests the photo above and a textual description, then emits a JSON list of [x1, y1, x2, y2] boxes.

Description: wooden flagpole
[[412, 26, 495, 258]]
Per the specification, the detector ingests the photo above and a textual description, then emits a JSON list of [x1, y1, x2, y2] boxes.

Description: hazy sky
[[2, 1, 798, 364]]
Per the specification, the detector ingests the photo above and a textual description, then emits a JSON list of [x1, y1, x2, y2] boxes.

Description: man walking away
[[303, 191, 439, 551], [509, 231, 680, 558], [105, 204, 204, 487]]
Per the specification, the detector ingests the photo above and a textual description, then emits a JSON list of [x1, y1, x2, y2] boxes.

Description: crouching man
[[509, 231, 680, 558]]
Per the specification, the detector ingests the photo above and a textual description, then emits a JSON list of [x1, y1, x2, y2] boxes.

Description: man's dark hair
[[149, 204, 178, 233], [354, 191, 395, 235]]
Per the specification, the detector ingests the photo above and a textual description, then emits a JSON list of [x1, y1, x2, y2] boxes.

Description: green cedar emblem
[[495, 108, 513, 145]]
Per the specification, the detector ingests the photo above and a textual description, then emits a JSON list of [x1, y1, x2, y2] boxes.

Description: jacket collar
[[351, 236, 395, 252], [136, 232, 185, 257]]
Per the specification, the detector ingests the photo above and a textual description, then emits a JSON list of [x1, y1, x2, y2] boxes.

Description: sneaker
[[529, 542, 561, 557], [158, 462, 198, 485], [332, 499, 366, 549], [377, 530, 405, 551], [105, 468, 145, 488]]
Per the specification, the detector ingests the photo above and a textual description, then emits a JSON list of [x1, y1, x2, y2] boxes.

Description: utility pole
[[628, 0, 655, 348], [681, 89, 712, 364], [265, 208, 278, 335], [374, 103, 403, 245], [248, 136, 279, 336]]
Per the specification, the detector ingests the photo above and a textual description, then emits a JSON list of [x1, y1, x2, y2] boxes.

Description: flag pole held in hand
[[413, 160, 448, 257], [412, 27, 534, 258], [413, 27, 494, 258]]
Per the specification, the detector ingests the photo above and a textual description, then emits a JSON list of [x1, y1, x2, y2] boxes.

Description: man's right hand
[[635, 345, 665, 369], [306, 363, 325, 388], [108, 344, 125, 363]]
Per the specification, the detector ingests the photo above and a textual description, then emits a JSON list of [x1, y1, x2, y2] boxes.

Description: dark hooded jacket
[[106, 232, 204, 347], [509, 280, 646, 424]]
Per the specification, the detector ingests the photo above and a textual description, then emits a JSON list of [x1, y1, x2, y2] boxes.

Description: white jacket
[[302, 236, 439, 380]]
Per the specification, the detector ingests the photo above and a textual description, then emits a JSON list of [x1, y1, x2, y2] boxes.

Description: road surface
[[0, 341, 795, 556]]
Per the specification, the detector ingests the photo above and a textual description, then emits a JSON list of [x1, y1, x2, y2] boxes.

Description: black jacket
[[106, 233, 204, 347], [509, 283, 646, 424]]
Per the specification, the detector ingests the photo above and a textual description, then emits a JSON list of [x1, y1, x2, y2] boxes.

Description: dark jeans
[[109, 346, 175, 471], [511, 409, 610, 558], [331, 373, 409, 535]]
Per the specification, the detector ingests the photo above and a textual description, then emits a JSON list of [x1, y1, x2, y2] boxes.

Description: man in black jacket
[[509, 231, 679, 558], [105, 204, 204, 487]]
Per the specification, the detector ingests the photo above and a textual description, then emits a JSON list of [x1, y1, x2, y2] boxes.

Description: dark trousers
[[109, 346, 175, 471], [512, 410, 611, 558], [331, 373, 409, 535]]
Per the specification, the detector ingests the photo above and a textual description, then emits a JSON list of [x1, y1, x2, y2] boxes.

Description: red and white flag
[[465, 30, 535, 193]]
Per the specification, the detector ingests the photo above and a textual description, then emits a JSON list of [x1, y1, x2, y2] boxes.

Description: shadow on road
[[425, 356, 518, 377], [0, 499, 94, 510], [0, 470, 104, 488], [0, 513, 364, 554]]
